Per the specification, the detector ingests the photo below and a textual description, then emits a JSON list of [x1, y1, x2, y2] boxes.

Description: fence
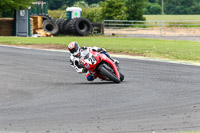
[[103, 20, 200, 37]]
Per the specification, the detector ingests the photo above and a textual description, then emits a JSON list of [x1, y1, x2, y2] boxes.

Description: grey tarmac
[[0, 45, 200, 133]]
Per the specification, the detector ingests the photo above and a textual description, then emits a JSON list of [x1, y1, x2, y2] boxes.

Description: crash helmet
[[68, 41, 80, 57]]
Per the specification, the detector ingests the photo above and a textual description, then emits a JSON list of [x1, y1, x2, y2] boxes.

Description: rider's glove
[[92, 47, 106, 53], [82, 68, 88, 73], [97, 48, 106, 53]]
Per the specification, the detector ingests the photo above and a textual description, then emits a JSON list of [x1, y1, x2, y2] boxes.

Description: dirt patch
[[105, 27, 200, 36]]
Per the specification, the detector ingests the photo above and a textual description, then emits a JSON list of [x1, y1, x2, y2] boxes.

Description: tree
[[144, 3, 161, 14], [100, 0, 126, 20], [82, 7, 102, 22], [191, 4, 200, 14], [45, 0, 82, 10], [85, 0, 104, 5], [148, 0, 158, 3], [144, 0, 200, 15], [45, 0, 65, 10], [73, 1, 89, 8], [0, 0, 33, 17], [125, 0, 147, 20], [164, 0, 200, 14]]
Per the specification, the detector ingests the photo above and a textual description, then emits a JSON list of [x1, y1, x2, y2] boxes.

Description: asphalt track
[[0, 45, 200, 133]]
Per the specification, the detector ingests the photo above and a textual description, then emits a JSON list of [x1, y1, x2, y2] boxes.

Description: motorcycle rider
[[68, 41, 119, 81]]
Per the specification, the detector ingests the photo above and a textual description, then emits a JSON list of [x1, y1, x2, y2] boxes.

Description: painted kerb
[[103, 20, 200, 37]]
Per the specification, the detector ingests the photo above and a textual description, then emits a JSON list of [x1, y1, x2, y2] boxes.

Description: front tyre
[[99, 65, 120, 83], [119, 72, 124, 81]]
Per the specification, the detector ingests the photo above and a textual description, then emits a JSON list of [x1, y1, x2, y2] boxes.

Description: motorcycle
[[80, 51, 124, 83]]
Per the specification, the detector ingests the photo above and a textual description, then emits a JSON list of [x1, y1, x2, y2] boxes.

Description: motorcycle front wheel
[[99, 65, 121, 83], [119, 72, 124, 82]]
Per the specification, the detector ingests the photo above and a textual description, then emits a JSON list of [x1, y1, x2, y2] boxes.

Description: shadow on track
[[77, 82, 117, 85], [50, 82, 116, 86], [50, 81, 127, 87], [76, 80, 127, 85]]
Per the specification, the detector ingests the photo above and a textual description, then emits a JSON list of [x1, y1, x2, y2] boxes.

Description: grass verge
[[144, 15, 200, 21], [0, 36, 200, 63]]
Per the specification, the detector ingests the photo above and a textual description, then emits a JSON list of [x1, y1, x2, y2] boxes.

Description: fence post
[[102, 20, 104, 34], [160, 21, 162, 36]]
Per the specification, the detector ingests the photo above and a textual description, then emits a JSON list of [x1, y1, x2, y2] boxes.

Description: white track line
[[1, 44, 200, 67]]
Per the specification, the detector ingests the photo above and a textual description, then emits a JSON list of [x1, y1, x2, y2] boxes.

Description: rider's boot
[[86, 73, 97, 81], [101, 51, 119, 66]]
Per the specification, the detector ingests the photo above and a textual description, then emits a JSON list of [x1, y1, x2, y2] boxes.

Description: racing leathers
[[70, 46, 118, 81]]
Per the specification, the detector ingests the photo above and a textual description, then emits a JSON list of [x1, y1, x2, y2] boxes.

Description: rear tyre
[[40, 15, 53, 22], [62, 19, 71, 34], [58, 19, 65, 34], [99, 65, 120, 83], [66, 18, 93, 36], [55, 19, 64, 34], [43, 20, 59, 35]]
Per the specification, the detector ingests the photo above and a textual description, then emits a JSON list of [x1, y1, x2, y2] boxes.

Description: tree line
[[46, 0, 200, 15], [0, 0, 33, 17], [1, 0, 200, 19], [146, 0, 200, 15], [44, 0, 103, 10]]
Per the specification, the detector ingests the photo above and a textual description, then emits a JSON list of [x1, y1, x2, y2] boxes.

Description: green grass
[[145, 15, 200, 21], [0, 36, 200, 63]]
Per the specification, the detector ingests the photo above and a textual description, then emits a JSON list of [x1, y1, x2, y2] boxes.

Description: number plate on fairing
[[84, 53, 97, 65]]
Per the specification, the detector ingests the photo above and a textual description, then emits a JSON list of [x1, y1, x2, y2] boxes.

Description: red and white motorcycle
[[80, 51, 124, 83]]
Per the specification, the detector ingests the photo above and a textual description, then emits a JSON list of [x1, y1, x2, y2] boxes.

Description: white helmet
[[68, 41, 80, 57]]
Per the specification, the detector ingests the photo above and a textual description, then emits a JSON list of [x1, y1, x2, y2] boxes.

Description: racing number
[[88, 56, 97, 65]]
